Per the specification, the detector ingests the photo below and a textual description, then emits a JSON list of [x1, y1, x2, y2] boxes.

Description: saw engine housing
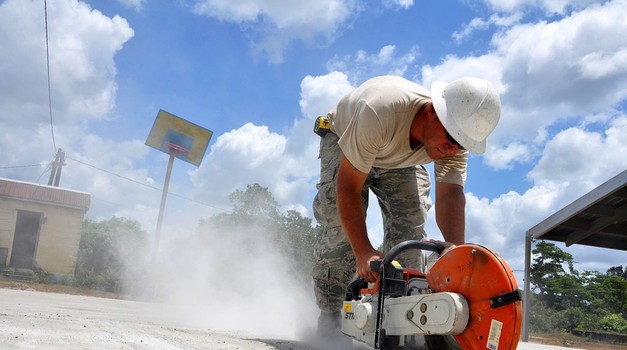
[[341, 241, 522, 350]]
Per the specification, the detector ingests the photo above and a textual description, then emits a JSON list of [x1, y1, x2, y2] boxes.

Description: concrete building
[[0, 178, 90, 279]]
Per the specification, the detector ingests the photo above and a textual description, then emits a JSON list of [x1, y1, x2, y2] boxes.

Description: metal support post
[[522, 231, 532, 342], [152, 150, 176, 260]]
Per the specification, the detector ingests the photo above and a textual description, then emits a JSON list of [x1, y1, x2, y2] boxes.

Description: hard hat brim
[[430, 81, 487, 154]]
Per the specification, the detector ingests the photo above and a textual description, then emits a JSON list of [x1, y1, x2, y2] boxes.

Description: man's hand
[[355, 249, 384, 283]]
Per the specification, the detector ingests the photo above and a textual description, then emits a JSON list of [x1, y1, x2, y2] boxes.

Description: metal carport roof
[[521, 169, 627, 341]]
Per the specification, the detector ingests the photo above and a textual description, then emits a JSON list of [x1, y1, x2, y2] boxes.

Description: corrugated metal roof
[[0, 178, 90, 210], [527, 169, 627, 251]]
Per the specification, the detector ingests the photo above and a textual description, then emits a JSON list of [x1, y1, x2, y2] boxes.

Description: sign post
[[146, 110, 213, 260]]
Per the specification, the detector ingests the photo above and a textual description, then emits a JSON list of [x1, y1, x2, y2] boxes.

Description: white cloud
[[493, 0, 627, 113], [190, 71, 355, 221], [191, 0, 360, 63], [422, 0, 627, 170], [190, 121, 320, 217], [117, 0, 144, 12], [420, 53, 505, 93], [484, 142, 531, 170], [191, 123, 286, 199], [483, 0, 604, 15], [299, 72, 354, 119], [382, 0, 414, 9], [0, 0, 133, 127], [463, 183, 565, 279], [214, 123, 287, 168], [452, 13, 522, 42], [528, 115, 627, 190], [0, 0, 134, 177], [577, 48, 627, 79], [327, 45, 419, 83], [62, 135, 157, 214], [467, 186, 557, 248], [453, 17, 490, 43], [461, 116, 627, 274]]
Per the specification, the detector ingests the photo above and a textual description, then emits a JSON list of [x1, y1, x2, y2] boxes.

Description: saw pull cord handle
[[345, 277, 369, 301], [374, 240, 446, 349]]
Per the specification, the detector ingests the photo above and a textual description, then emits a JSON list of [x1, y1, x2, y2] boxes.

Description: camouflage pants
[[311, 132, 432, 315]]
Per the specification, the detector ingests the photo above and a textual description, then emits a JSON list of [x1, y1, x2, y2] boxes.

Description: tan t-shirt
[[329, 75, 468, 186]]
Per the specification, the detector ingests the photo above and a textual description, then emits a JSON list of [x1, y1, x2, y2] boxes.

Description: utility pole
[[48, 148, 65, 187]]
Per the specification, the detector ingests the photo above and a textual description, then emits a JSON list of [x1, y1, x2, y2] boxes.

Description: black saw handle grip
[[382, 240, 445, 268]]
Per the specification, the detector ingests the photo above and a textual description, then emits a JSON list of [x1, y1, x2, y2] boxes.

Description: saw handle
[[373, 240, 446, 349], [382, 240, 445, 267], [369, 240, 445, 273]]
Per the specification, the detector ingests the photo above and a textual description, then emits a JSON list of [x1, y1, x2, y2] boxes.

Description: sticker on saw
[[486, 319, 503, 350]]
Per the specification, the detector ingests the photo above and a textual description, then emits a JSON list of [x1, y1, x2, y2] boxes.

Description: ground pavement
[[0, 288, 580, 350]]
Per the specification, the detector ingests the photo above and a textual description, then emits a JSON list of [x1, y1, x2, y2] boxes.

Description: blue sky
[[1, 0, 626, 279]]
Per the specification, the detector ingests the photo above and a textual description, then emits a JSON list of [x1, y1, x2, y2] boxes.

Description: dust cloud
[[127, 224, 320, 342]]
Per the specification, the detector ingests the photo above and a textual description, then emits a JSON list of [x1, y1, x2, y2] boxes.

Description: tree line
[[74, 183, 319, 294], [529, 241, 626, 334]]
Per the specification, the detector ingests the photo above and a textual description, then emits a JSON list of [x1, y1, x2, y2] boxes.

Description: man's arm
[[435, 181, 466, 245], [337, 155, 383, 282]]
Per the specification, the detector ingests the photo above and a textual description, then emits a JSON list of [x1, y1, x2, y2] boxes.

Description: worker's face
[[424, 104, 464, 160]]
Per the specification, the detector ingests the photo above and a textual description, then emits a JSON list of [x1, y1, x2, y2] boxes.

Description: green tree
[[198, 183, 317, 277], [598, 314, 627, 334], [530, 241, 627, 335], [279, 209, 318, 277], [531, 241, 583, 309], [583, 269, 627, 319], [208, 183, 281, 235], [230, 183, 280, 219], [607, 265, 627, 279], [556, 307, 585, 332], [527, 296, 563, 333], [75, 217, 149, 293]]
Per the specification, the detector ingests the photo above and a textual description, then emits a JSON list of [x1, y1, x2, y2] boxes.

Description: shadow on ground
[[257, 338, 374, 350]]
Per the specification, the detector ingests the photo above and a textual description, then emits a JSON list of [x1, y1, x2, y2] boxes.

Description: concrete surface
[[518, 343, 584, 350], [0, 288, 579, 350]]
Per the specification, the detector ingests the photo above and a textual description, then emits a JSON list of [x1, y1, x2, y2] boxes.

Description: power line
[[44, 0, 56, 151], [0, 164, 45, 169], [66, 156, 164, 190], [0, 161, 58, 185], [65, 156, 230, 213], [36, 161, 53, 183]]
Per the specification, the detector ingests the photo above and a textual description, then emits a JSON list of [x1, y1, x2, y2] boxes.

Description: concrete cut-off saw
[[341, 241, 522, 350]]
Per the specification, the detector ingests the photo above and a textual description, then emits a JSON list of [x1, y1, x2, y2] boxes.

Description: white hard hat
[[430, 77, 501, 154]]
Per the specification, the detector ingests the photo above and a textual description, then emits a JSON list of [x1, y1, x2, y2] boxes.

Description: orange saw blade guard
[[427, 244, 522, 350]]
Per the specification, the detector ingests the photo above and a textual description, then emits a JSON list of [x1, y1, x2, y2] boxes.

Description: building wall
[[0, 209, 17, 267], [0, 198, 86, 276]]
